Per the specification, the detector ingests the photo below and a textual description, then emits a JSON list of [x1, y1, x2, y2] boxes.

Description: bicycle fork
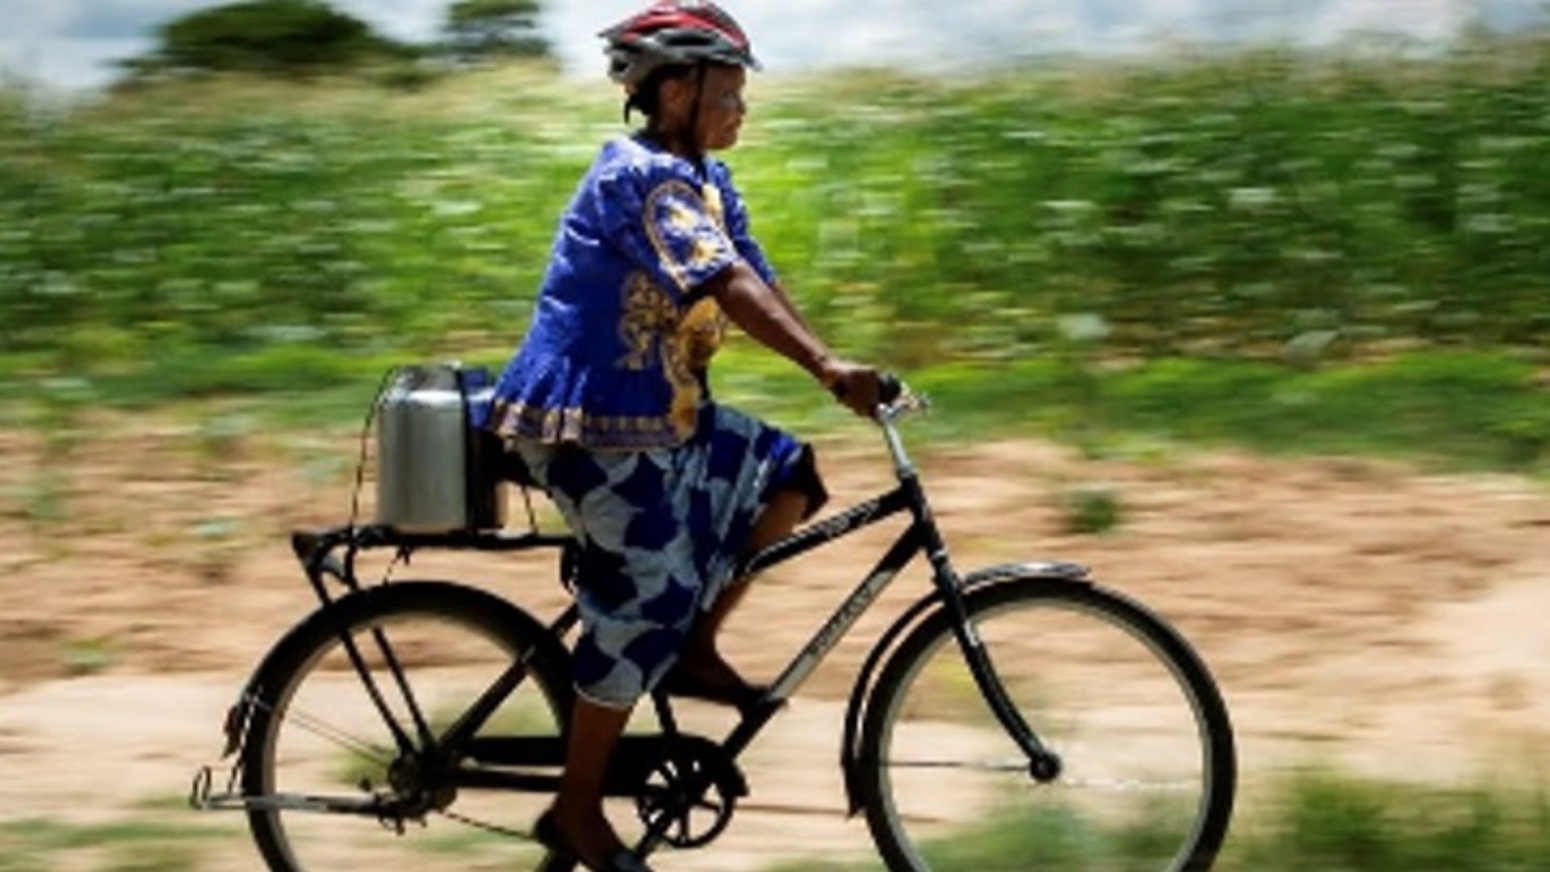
[[885, 410, 1063, 785], [938, 583, 1064, 782]]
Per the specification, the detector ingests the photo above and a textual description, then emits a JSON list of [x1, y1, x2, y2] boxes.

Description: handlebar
[[878, 372, 903, 407], [878, 372, 929, 420], [830, 370, 926, 433], [872, 372, 924, 476], [832, 371, 917, 412]]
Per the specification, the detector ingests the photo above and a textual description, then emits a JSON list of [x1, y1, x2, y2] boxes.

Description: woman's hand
[[819, 359, 882, 419]]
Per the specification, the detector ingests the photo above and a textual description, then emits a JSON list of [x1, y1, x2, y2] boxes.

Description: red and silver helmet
[[600, 1, 760, 91]]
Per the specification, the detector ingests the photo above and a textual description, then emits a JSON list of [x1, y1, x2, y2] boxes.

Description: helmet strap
[[632, 63, 709, 175], [639, 63, 709, 177], [684, 63, 709, 176]]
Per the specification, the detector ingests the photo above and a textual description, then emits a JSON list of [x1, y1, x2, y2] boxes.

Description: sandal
[[533, 809, 654, 872]]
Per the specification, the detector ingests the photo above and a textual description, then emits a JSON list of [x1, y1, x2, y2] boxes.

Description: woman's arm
[[704, 261, 879, 417], [766, 279, 816, 334]]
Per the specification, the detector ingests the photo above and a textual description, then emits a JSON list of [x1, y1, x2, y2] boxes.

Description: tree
[[141, 0, 408, 76], [444, 0, 551, 62]]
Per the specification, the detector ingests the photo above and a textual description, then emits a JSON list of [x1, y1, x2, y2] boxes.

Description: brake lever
[[879, 384, 929, 421]]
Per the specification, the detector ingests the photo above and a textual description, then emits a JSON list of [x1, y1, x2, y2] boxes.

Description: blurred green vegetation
[[1231, 770, 1550, 871], [143, 0, 413, 77], [0, 814, 230, 872], [768, 770, 1550, 871], [3, 34, 1550, 466], [709, 344, 1550, 475]]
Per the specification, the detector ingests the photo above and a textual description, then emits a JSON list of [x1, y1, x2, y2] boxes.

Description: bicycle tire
[[240, 581, 574, 871], [857, 578, 1236, 871]]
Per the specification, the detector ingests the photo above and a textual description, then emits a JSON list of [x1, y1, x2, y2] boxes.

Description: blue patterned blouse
[[490, 134, 779, 450]]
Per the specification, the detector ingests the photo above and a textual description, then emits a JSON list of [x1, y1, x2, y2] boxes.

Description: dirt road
[[2, 424, 1547, 869]]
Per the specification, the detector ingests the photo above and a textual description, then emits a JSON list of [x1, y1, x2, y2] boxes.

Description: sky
[[0, 0, 1545, 92]]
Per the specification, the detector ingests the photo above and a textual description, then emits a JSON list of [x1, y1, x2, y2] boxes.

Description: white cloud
[[58, 0, 211, 39], [3, 2, 75, 38], [1303, 0, 1471, 44], [1, 0, 1542, 92], [332, 0, 446, 42], [29, 37, 150, 87]]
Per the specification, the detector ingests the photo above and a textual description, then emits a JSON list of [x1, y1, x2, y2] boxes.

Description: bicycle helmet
[[600, 1, 761, 93]]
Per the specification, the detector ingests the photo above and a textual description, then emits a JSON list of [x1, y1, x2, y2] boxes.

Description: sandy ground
[[2, 415, 1548, 869]]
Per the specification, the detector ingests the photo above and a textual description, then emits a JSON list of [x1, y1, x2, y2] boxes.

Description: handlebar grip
[[878, 372, 903, 406], [830, 370, 904, 408]]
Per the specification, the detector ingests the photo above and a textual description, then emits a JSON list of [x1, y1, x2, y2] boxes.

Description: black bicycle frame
[[286, 525, 573, 770], [721, 466, 1057, 772], [276, 420, 1059, 814]]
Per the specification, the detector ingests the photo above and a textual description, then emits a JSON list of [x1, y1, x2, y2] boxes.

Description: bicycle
[[191, 375, 1237, 871]]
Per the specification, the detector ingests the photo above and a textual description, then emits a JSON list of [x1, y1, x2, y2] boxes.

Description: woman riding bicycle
[[487, 2, 880, 868]]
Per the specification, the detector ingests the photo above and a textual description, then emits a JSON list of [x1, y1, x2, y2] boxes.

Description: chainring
[[632, 736, 747, 849]]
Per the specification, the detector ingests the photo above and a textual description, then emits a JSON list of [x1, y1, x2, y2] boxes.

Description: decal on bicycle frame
[[769, 530, 919, 699]]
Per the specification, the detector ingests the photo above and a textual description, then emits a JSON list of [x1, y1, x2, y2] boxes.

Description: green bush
[[4, 35, 1550, 458], [9, 37, 1550, 367], [1233, 771, 1550, 871], [1060, 483, 1124, 534], [767, 771, 1550, 872], [146, 0, 408, 76], [444, 0, 551, 62]]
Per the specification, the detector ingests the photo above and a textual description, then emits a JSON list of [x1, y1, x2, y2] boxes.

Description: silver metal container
[[375, 363, 505, 533]]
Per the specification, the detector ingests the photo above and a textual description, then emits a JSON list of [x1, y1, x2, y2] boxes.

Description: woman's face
[[659, 64, 747, 152], [694, 64, 747, 151]]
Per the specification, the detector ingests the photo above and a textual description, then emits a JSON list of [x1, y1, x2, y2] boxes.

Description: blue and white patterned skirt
[[514, 402, 825, 708]]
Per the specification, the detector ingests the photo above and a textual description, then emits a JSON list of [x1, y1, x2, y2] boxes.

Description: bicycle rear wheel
[[858, 578, 1235, 871], [240, 581, 573, 871]]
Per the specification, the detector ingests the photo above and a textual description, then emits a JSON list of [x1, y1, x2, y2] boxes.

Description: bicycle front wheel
[[240, 581, 573, 871], [858, 578, 1235, 871]]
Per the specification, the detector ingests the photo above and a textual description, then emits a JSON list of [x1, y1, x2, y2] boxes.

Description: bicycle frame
[[720, 401, 1065, 774], [205, 394, 1076, 834]]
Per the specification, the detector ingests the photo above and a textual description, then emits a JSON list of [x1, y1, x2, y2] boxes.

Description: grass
[[4, 343, 1544, 534], [3, 43, 1549, 532], [410, 826, 536, 857], [59, 635, 118, 676], [2, 771, 1541, 870], [765, 770, 1550, 872], [1234, 771, 1550, 871], [0, 814, 232, 872], [919, 350, 1550, 475], [6, 35, 1550, 384], [1058, 483, 1125, 534], [714, 345, 1550, 477], [330, 695, 560, 792]]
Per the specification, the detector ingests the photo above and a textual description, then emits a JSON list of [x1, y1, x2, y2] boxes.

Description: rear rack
[[290, 524, 575, 593]]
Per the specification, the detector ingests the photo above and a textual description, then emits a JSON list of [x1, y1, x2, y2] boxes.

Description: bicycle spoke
[[881, 757, 1029, 773], [860, 580, 1235, 871], [881, 758, 1199, 792], [246, 694, 394, 768], [243, 584, 571, 870], [1052, 776, 1201, 793]]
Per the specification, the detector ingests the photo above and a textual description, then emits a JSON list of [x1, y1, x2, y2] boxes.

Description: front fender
[[960, 560, 1090, 589], [838, 561, 1090, 815]]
